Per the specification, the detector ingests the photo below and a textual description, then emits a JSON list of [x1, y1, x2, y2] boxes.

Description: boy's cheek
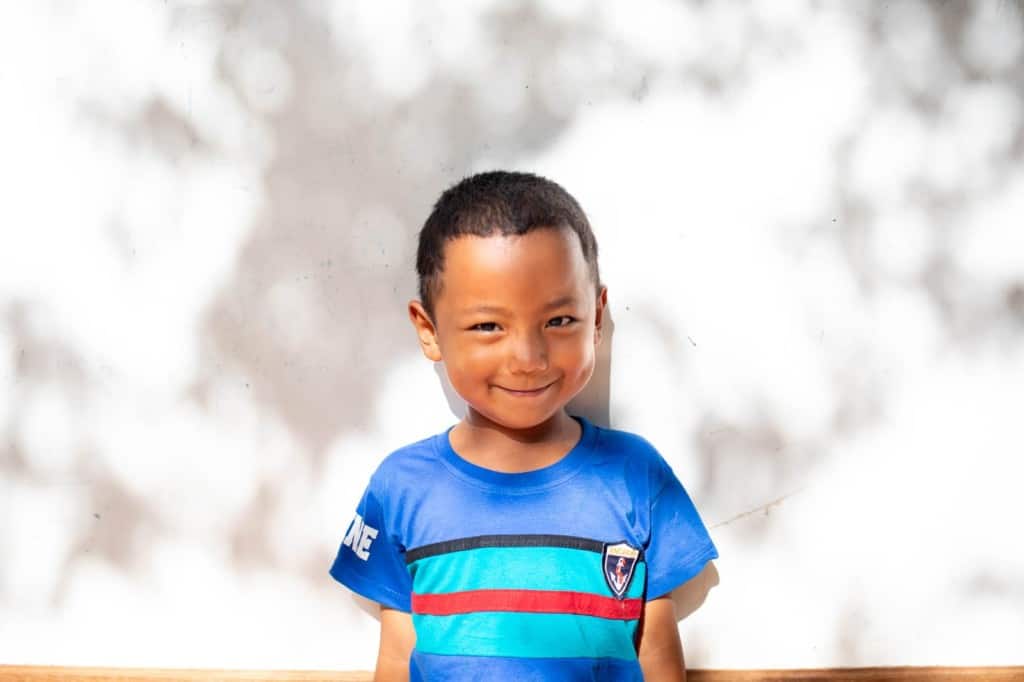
[[447, 341, 496, 367]]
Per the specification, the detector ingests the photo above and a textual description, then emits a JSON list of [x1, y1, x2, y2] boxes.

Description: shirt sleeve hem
[[646, 542, 719, 601], [329, 564, 411, 613]]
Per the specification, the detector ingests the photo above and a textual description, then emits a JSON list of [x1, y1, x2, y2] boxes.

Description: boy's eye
[[547, 315, 576, 328], [470, 322, 500, 332]]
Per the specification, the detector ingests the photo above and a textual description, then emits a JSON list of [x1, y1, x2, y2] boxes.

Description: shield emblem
[[602, 541, 640, 599]]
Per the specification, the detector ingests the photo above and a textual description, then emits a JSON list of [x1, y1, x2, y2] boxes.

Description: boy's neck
[[449, 409, 582, 474]]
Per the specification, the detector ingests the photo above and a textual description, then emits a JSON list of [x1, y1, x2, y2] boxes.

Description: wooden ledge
[[688, 669, 1024, 681], [0, 671, 368, 682], [1, 665, 1022, 681]]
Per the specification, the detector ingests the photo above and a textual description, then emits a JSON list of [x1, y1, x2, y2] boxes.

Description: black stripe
[[405, 534, 606, 564]]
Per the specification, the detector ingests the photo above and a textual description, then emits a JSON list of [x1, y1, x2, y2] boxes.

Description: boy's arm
[[637, 596, 686, 682], [374, 607, 416, 682]]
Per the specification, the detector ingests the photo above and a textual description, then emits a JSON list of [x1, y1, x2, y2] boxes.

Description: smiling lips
[[497, 381, 555, 397]]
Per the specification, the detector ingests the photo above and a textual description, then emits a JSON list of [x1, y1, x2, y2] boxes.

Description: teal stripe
[[413, 611, 639, 659], [409, 546, 645, 599]]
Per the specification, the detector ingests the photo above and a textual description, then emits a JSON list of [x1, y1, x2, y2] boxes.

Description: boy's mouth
[[496, 381, 555, 397]]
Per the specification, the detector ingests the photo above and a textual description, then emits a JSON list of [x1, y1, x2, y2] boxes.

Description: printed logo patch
[[602, 541, 640, 600], [342, 512, 379, 561]]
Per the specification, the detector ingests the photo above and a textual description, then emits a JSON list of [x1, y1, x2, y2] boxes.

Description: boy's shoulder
[[590, 420, 661, 456], [588, 420, 677, 481], [369, 428, 448, 485]]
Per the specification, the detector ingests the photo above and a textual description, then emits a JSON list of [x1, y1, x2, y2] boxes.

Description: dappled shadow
[[2, 0, 1023, 670], [153, 0, 720, 587]]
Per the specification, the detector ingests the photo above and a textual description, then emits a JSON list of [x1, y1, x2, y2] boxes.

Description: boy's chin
[[466, 405, 569, 431]]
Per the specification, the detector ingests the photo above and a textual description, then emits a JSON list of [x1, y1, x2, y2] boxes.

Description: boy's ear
[[594, 286, 608, 346], [593, 284, 606, 342], [408, 300, 443, 362]]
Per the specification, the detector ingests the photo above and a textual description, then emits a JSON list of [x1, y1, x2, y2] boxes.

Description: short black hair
[[416, 170, 601, 320]]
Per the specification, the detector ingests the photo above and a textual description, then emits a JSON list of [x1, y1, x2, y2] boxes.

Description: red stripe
[[411, 589, 642, 620]]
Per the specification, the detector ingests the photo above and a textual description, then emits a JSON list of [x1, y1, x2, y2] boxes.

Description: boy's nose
[[507, 329, 549, 374]]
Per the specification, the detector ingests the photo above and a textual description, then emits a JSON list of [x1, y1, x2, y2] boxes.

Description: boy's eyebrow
[[542, 295, 578, 310], [464, 296, 579, 315]]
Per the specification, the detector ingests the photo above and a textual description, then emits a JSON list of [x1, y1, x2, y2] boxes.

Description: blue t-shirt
[[329, 415, 718, 681]]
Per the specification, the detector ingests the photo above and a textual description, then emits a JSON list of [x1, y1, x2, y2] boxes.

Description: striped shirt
[[329, 415, 718, 681]]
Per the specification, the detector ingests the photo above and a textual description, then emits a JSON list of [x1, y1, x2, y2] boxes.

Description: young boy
[[329, 171, 718, 681]]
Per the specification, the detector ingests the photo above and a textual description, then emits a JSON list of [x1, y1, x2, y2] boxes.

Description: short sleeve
[[329, 475, 412, 612], [644, 459, 718, 600]]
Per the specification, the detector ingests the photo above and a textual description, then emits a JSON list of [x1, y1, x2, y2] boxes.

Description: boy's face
[[409, 227, 607, 433]]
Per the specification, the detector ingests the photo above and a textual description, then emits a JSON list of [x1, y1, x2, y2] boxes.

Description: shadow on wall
[[1, 0, 1023, 666], [691, 0, 1024, 547], [0, 0, 688, 607]]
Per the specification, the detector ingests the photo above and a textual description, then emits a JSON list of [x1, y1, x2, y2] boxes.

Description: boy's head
[[408, 171, 608, 432], [415, 171, 602, 322]]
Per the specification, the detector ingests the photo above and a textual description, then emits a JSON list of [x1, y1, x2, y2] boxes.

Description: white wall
[[2, 0, 1022, 671]]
